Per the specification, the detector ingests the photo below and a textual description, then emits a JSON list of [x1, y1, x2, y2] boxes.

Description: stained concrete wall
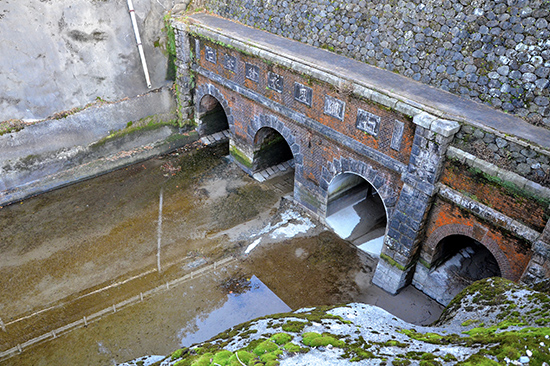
[[0, 0, 197, 205], [0, 0, 189, 121]]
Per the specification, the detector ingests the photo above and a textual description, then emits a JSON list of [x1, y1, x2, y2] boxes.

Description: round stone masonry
[[205, 0, 550, 129]]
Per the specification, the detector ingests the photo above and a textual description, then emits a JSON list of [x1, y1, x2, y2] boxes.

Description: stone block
[[370, 91, 398, 110], [473, 158, 499, 177], [372, 260, 412, 295], [412, 112, 436, 129], [394, 101, 422, 118], [430, 118, 461, 137]]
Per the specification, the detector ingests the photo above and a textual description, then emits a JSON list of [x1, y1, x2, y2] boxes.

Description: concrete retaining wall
[[0, 88, 196, 206]]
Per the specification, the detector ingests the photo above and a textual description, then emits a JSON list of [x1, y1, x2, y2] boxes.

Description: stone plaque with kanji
[[205, 45, 216, 64], [294, 82, 313, 106], [324, 95, 345, 121], [267, 72, 283, 93], [245, 63, 260, 82], [224, 54, 237, 72], [356, 109, 381, 137]]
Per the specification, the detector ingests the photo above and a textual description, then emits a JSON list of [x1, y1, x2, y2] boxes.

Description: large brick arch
[[247, 113, 303, 167], [194, 83, 235, 134], [424, 223, 514, 280], [318, 157, 399, 219]]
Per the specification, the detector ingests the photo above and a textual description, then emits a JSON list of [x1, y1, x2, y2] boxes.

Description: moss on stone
[[171, 347, 188, 360], [380, 253, 406, 271], [269, 333, 292, 345], [136, 276, 550, 366], [229, 145, 253, 168], [281, 320, 308, 333], [163, 13, 177, 81], [90, 115, 179, 149], [282, 342, 308, 353], [301, 332, 346, 347], [465, 163, 550, 207], [460, 319, 479, 327], [0, 119, 25, 136]]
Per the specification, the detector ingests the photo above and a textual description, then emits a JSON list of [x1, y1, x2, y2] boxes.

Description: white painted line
[[157, 188, 164, 274]]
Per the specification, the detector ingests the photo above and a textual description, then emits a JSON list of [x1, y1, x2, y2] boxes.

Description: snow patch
[[325, 204, 361, 239], [245, 238, 262, 254], [357, 235, 384, 256]]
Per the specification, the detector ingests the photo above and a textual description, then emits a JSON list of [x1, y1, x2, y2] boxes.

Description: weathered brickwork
[[175, 14, 550, 297], [423, 197, 532, 281], [200, 0, 550, 129], [453, 124, 550, 186], [194, 73, 404, 218], [441, 159, 550, 232], [193, 37, 416, 165]]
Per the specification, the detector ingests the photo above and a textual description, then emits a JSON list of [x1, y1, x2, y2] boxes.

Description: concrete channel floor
[[0, 144, 443, 365], [326, 187, 387, 256]]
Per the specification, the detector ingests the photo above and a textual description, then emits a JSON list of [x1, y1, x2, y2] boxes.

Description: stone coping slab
[[179, 13, 550, 150]]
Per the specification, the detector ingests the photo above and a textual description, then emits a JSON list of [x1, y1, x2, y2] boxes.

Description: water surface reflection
[[178, 275, 290, 347]]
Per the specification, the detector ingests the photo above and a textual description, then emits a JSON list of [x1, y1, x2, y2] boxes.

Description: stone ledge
[[0, 130, 197, 207], [185, 22, 424, 121], [0, 87, 176, 163], [447, 146, 550, 202]]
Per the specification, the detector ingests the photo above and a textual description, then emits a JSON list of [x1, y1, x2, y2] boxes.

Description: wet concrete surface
[[0, 142, 443, 365]]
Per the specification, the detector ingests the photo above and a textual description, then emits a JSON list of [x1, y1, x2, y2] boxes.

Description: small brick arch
[[424, 223, 514, 280], [194, 83, 235, 134], [318, 157, 399, 219], [247, 113, 303, 167]]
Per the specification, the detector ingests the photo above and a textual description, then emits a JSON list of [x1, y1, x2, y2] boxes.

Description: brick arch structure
[[194, 83, 235, 134], [423, 223, 514, 280], [247, 113, 303, 168], [318, 157, 399, 219]]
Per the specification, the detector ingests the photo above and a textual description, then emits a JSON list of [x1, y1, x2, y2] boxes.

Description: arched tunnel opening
[[415, 234, 502, 305], [325, 173, 387, 256], [197, 94, 229, 136], [433, 235, 502, 278], [252, 127, 294, 172]]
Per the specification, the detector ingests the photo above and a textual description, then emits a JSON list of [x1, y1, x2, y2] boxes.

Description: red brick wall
[[440, 160, 548, 232], [196, 38, 414, 165], [194, 35, 537, 284], [195, 73, 403, 200], [424, 197, 532, 281]]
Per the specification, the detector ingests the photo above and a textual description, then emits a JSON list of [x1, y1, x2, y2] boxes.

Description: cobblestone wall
[[200, 0, 550, 129], [453, 125, 550, 185]]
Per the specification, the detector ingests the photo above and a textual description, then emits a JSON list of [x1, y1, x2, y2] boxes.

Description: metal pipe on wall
[[127, 0, 152, 88]]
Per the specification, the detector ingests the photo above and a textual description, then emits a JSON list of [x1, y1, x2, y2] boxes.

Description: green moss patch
[[163, 14, 177, 81], [281, 320, 308, 333], [229, 145, 253, 168], [91, 115, 179, 149], [380, 253, 406, 271], [301, 332, 346, 347]]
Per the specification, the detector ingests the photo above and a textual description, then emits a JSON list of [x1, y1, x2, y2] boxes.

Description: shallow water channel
[[0, 142, 443, 365]]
